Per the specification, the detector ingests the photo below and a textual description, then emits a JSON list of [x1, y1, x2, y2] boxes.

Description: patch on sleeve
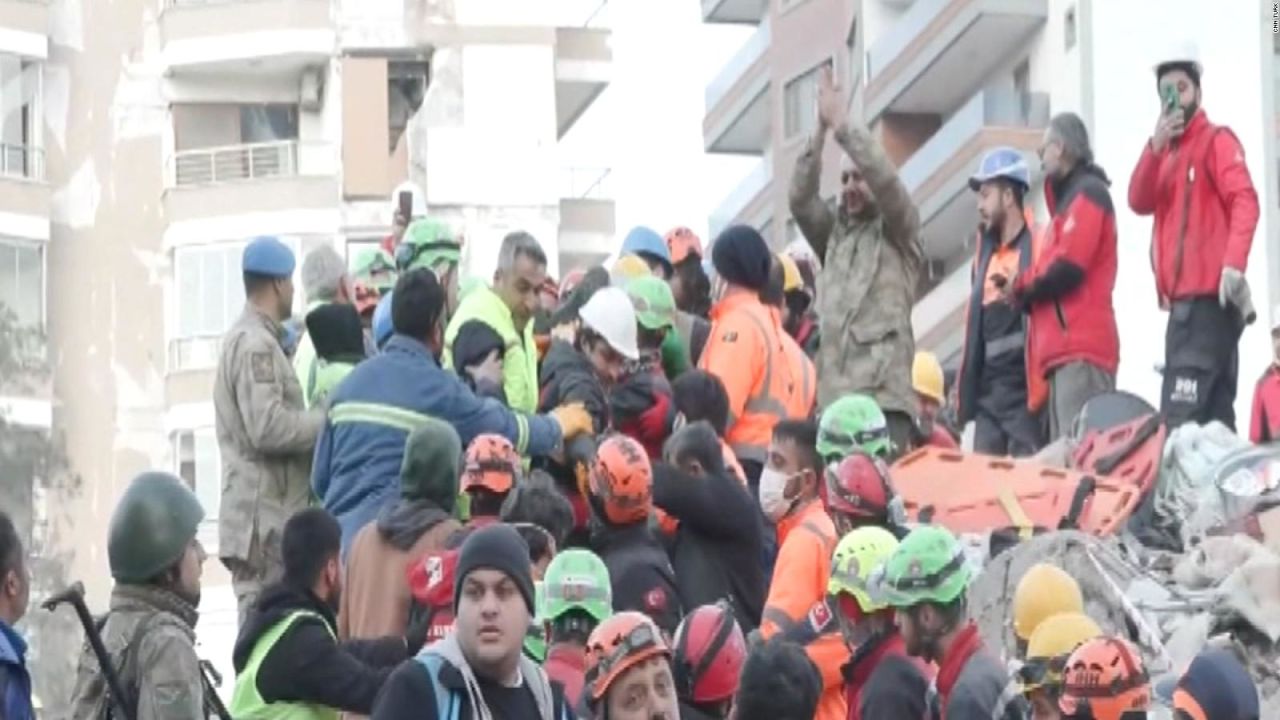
[[250, 352, 276, 383], [807, 599, 833, 633], [644, 587, 669, 614], [721, 331, 738, 343]]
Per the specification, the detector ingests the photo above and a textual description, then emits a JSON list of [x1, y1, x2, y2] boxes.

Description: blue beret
[[242, 236, 296, 277]]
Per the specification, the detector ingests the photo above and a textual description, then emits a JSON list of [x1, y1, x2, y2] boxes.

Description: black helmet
[[108, 472, 204, 583]]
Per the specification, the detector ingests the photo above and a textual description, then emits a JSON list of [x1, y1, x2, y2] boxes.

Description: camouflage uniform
[[789, 121, 924, 431], [214, 305, 324, 623], [68, 585, 204, 720]]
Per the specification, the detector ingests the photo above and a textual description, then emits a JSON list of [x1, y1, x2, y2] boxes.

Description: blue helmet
[[373, 291, 395, 349], [968, 147, 1030, 192], [620, 226, 672, 274]]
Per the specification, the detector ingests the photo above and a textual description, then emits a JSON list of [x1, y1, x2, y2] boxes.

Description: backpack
[[405, 549, 460, 648]]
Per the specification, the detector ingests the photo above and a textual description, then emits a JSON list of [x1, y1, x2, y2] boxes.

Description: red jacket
[[1013, 163, 1119, 375], [1128, 110, 1259, 303], [843, 631, 934, 720], [1250, 365, 1280, 444], [544, 643, 587, 711]]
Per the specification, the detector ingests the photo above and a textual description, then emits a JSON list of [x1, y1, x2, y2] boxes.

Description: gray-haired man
[[294, 245, 358, 407]]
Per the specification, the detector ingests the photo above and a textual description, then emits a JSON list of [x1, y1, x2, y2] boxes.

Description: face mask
[[758, 468, 797, 521]]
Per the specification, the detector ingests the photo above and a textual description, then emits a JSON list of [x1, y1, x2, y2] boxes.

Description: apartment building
[[703, 0, 1279, 418], [1, 0, 612, 706]]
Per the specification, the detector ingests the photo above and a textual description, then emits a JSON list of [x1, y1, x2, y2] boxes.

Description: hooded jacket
[[231, 583, 408, 715], [611, 351, 677, 460], [537, 340, 610, 530]]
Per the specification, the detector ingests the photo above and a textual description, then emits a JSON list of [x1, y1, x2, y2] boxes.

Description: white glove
[[1218, 267, 1248, 310]]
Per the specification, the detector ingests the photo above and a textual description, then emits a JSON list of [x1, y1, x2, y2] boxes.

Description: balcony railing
[[561, 166, 613, 200], [0, 144, 44, 181], [172, 140, 300, 187], [706, 18, 770, 112]]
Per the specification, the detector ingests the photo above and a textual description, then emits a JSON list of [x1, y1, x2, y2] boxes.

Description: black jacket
[[590, 522, 683, 636], [679, 699, 724, 720], [371, 655, 577, 720], [537, 340, 609, 479], [232, 583, 408, 714], [653, 462, 764, 631]]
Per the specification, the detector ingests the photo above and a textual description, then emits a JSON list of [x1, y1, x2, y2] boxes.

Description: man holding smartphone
[[1128, 41, 1260, 431]]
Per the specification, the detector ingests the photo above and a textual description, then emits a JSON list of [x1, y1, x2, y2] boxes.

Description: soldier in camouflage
[[788, 65, 924, 452], [214, 236, 325, 624], [69, 472, 209, 720]]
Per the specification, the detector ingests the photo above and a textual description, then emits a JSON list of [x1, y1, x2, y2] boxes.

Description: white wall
[[859, 0, 909, 50], [1089, 0, 1275, 424]]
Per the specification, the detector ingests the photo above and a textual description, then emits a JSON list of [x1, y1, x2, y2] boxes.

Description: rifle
[[44, 582, 135, 720]]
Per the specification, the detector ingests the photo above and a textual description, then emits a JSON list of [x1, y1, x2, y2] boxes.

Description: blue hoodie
[[0, 619, 33, 720]]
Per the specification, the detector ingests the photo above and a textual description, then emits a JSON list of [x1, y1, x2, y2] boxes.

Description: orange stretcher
[[1071, 413, 1167, 499]]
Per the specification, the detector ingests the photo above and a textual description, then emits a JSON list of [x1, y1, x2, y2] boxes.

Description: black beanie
[[452, 319, 506, 374], [305, 303, 367, 362], [453, 523, 535, 614], [712, 225, 772, 292]]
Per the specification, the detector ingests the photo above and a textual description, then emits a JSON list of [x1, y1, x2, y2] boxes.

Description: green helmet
[[872, 525, 972, 608], [352, 248, 398, 293], [541, 549, 612, 623], [625, 276, 676, 331], [817, 394, 892, 462], [397, 218, 461, 272], [828, 526, 899, 613], [108, 472, 204, 583], [524, 581, 548, 662]]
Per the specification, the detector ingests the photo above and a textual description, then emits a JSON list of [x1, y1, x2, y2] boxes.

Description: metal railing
[[0, 144, 44, 181], [172, 140, 299, 187], [561, 167, 612, 200]]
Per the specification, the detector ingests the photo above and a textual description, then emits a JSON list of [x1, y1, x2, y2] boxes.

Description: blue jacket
[[312, 335, 562, 549], [0, 620, 33, 720]]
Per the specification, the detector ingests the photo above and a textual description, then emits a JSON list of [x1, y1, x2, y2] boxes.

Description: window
[[1013, 58, 1031, 120], [0, 240, 44, 329], [173, 104, 299, 152], [171, 243, 244, 370], [1064, 6, 1077, 51], [784, 63, 825, 140], [0, 57, 41, 179], [174, 429, 221, 548]]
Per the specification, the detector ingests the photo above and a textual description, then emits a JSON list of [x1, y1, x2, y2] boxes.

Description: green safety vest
[[229, 611, 340, 720], [306, 360, 356, 408]]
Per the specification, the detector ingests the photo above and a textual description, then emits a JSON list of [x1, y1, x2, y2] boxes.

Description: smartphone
[[398, 190, 412, 221], [1163, 85, 1180, 116]]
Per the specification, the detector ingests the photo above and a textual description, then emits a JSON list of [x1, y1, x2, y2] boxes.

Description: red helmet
[[673, 602, 746, 704], [825, 451, 894, 520], [560, 269, 587, 299], [664, 227, 703, 265]]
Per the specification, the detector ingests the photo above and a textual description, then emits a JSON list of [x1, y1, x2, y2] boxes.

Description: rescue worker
[[372, 524, 577, 720], [785, 248, 821, 359], [294, 245, 357, 407], [816, 393, 895, 465], [665, 227, 713, 365], [761, 257, 818, 421], [671, 370, 748, 484], [757, 419, 849, 720], [828, 526, 933, 720], [230, 509, 417, 717], [613, 276, 680, 459], [1057, 636, 1151, 720], [0, 511, 32, 720], [395, 217, 464, 329], [461, 434, 522, 529], [1248, 306, 1280, 443], [1167, 647, 1260, 720], [586, 435, 682, 635], [215, 236, 325, 623], [444, 231, 548, 414], [541, 548, 613, 710], [353, 247, 398, 296], [824, 452, 905, 538], [1129, 42, 1260, 431], [1017, 112, 1120, 441], [959, 147, 1046, 457], [582, 611, 680, 720], [912, 351, 959, 449], [772, 253, 803, 336], [654, 421, 765, 632], [875, 524, 1028, 719], [69, 472, 209, 720], [1012, 564, 1085, 654], [672, 602, 748, 720], [621, 226, 675, 280], [312, 269, 593, 551], [701, 225, 808, 485], [304, 302, 368, 407], [732, 639, 822, 720], [789, 65, 923, 450], [1017, 612, 1101, 720], [340, 419, 463, 648]]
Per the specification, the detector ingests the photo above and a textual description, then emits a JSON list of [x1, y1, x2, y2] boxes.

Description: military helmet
[[108, 472, 204, 583], [817, 394, 892, 462]]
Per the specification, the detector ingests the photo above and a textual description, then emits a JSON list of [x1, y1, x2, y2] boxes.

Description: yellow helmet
[[1013, 563, 1084, 641], [612, 255, 651, 284], [776, 253, 802, 293], [912, 351, 945, 404], [1019, 612, 1103, 694]]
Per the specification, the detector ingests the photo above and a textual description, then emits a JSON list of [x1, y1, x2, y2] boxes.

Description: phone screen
[[398, 191, 412, 221], [1163, 86, 1179, 115]]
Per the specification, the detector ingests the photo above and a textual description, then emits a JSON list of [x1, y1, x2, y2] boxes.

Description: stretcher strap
[[1094, 414, 1164, 476], [1059, 476, 1097, 530], [996, 486, 1034, 540]]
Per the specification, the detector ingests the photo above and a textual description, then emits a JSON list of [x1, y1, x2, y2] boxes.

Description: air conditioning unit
[[300, 68, 325, 112]]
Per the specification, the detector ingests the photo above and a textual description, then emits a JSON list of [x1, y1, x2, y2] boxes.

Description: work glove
[[549, 402, 594, 439], [1218, 267, 1259, 325], [575, 460, 592, 499]]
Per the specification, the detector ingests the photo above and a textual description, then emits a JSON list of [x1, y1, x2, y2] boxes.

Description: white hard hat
[[391, 182, 427, 220], [1153, 39, 1202, 77], [578, 286, 639, 360]]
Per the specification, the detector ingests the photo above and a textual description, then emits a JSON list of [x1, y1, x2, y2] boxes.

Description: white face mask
[[758, 467, 797, 522]]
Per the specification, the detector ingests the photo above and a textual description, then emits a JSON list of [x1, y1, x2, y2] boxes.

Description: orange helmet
[[589, 435, 652, 524], [1058, 637, 1152, 720], [461, 434, 521, 494], [584, 611, 672, 703], [665, 227, 703, 265], [353, 281, 380, 316]]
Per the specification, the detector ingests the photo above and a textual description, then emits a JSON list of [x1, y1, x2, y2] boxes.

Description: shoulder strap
[[413, 651, 459, 720]]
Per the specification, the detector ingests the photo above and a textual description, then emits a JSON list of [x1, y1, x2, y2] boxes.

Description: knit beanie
[[453, 523, 536, 614], [399, 417, 462, 511], [1172, 648, 1259, 720], [452, 319, 506, 374], [305, 303, 367, 362], [712, 225, 772, 292]]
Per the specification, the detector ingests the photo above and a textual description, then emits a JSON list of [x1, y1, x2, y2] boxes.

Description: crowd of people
[[0, 40, 1274, 720]]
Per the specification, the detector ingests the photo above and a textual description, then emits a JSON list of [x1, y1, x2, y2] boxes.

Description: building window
[[1064, 6, 1077, 51], [172, 104, 300, 186], [174, 429, 221, 547], [0, 57, 42, 180], [171, 243, 245, 371], [0, 240, 44, 330], [784, 63, 825, 140]]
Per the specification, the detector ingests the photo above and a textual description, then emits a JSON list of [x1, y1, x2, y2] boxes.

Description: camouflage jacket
[[214, 305, 324, 565], [69, 585, 204, 720], [789, 121, 924, 418]]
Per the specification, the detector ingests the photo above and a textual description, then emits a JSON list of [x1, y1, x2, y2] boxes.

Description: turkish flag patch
[[808, 600, 833, 633]]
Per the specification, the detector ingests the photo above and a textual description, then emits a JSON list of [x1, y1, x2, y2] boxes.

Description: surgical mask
[[758, 468, 797, 521]]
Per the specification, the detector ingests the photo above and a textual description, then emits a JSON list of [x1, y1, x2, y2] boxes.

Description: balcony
[[164, 140, 339, 224], [899, 88, 1048, 262], [704, 19, 771, 154], [709, 156, 772, 240], [555, 24, 612, 139], [0, 0, 49, 58], [702, 0, 767, 25], [160, 0, 334, 75], [864, 0, 1046, 121], [559, 167, 616, 271], [0, 145, 49, 226]]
